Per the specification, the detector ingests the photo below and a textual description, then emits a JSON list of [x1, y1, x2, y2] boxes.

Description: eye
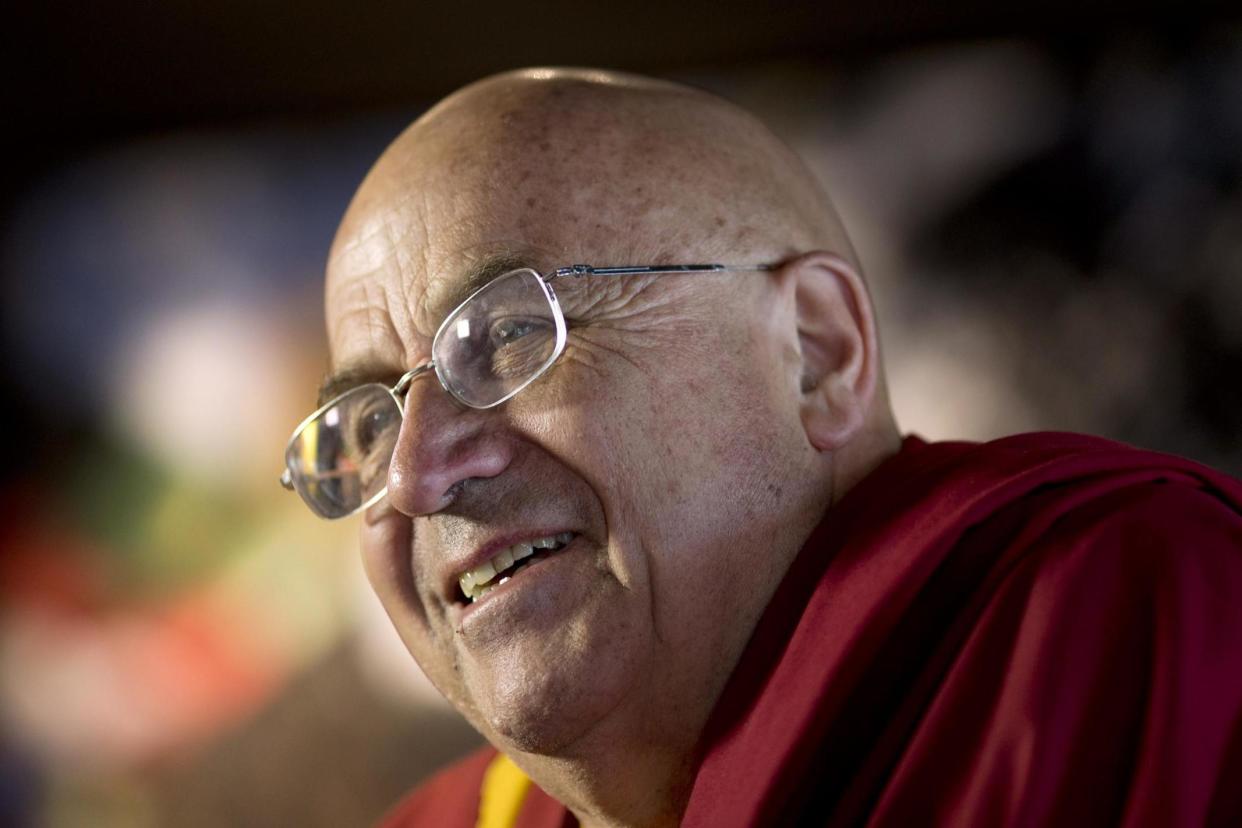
[[489, 316, 546, 347], [352, 402, 399, 457], [484, 315, 557, 380]]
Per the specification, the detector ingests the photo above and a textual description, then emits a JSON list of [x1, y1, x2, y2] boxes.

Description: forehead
[[325, 225, 547, 381], [324, 83, 785, 374]]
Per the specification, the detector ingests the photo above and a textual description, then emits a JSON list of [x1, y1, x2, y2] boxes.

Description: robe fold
[[380, 432, 1242, 827]]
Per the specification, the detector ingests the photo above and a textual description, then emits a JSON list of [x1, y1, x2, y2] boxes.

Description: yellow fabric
[[476, 753, 533, 828]]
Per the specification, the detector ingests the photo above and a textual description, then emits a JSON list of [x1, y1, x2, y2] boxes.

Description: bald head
[[329, 68, 863, 344], [326, 69, 899, 823]]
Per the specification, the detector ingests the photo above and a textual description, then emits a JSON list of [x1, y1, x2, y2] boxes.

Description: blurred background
[[2, 1, 1239, 825]]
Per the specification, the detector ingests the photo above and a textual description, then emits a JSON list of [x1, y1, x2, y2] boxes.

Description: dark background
[[2, 2, 1239, 825], [6, 1, 1233, 207]]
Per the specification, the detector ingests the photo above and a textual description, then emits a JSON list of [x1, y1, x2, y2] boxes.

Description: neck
[[511, 693, 699, 827], [831, 419, 902, 502]]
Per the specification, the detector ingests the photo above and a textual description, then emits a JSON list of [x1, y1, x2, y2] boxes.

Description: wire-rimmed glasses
[[280, 262, 772, 519]]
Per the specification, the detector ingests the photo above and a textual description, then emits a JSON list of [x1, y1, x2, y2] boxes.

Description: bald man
[[279, 69, 1242, 827]]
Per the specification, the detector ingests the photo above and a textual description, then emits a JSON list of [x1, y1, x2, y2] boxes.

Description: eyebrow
[[428, 252, 535, 323], [317, 252, 538, 405], [317, 365, 399, 406]]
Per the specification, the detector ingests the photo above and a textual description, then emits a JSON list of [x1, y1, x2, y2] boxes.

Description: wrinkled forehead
[[326, 167, 549, 349], [324, 80, 811, 368]]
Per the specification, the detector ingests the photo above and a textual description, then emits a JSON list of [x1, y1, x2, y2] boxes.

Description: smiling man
[[282, 69, 1242, 827]]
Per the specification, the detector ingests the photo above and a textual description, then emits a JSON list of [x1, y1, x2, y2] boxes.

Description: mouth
[[456, 531, 576, 604]]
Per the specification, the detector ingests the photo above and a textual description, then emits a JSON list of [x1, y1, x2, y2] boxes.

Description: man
[[280, 68, 1242, 826]]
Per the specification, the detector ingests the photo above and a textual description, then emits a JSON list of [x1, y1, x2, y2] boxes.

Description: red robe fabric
[[380, 432, 1242, 827]]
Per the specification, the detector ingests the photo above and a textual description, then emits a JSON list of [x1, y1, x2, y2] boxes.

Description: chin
[[470, 652, 634, 757], [487, 710, 579, 755]]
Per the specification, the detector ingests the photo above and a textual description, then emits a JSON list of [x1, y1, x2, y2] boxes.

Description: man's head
[[324, 68, 898, 767]]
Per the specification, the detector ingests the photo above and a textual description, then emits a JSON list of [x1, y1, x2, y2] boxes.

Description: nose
[[385, 373, 514, 516]]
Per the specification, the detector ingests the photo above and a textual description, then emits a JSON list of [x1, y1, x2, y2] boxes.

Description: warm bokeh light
[[110, 302, 305, 489]]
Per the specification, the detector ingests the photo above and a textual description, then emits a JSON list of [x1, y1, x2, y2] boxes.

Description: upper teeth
[[460, 532, 573, 602]]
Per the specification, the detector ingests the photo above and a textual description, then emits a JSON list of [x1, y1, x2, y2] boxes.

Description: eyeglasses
[[280, 261, 773, 519]]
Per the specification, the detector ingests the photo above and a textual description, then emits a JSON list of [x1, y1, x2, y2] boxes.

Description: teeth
[[458, 533, 575, 602], [494, 548, 515, 572], [473, 559, 496, 584]]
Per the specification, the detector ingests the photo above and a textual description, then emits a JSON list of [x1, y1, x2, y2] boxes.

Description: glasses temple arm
[[549, 263, 775, 280]]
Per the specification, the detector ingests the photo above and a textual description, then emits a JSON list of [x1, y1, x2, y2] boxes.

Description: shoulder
[[915, 476, 1242, 823], [376, 746, 496, 828], [863, 440, 1242, 824], [993, 475, 1242, 671], [1025, 465, 1242, 561], [997, 437, 1242, 599], [844, 431, 1242, 562], [924, 430, 1242, 573], [967, 453, 1242, 689], [920, 430, 1241, 489]]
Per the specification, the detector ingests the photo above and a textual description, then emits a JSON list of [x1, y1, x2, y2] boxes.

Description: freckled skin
[[325, 68, 898, 828]]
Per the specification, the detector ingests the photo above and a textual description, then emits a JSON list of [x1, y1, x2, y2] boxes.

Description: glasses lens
[[285, 385, 403, 518], [434, 269, 563, 407]]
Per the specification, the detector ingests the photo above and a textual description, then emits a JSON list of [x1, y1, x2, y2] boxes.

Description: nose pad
[[384, 375, 513, 516]]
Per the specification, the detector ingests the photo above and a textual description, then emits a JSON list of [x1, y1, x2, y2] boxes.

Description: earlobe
[[781, 252, 878, 452], [801, 376, 865, 451]]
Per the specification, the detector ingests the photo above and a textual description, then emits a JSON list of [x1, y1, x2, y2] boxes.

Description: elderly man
[[280, 68, 1242, 827]]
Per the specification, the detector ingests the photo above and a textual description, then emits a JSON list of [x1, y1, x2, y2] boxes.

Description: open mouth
[[456, 532, 575, 604]]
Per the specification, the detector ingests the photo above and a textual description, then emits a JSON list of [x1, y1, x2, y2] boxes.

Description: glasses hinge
[[553, 264, 592, 279]]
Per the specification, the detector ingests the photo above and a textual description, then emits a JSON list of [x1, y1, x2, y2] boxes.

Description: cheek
[[539, 339, 780, 544], [358, 514, 465, 700], [645, 353, 776, 497], [359, 511, 417, 617]]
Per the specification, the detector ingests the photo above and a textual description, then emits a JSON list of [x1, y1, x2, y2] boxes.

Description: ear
[[778, 251, 879, 452]]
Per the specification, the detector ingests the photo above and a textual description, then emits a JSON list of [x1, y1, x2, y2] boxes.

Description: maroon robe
[[381, 432, 1242, 827]]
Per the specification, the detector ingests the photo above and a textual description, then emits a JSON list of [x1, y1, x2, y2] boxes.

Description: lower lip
[[451, 538, 578, 630]]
